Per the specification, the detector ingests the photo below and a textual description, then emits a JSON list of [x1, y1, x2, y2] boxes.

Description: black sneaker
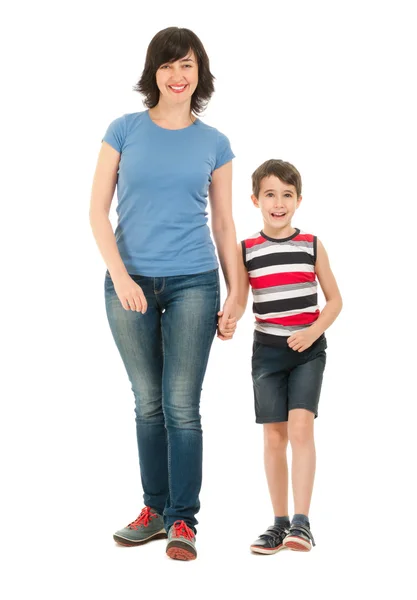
[[250, 524, 289, 555], [283, 523, 316, 552]]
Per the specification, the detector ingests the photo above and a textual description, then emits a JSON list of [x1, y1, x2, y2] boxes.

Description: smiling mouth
[[271, 212, 286, 218], [169, 85, 188, 93]]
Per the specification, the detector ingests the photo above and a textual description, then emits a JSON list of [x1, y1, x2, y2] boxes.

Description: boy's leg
[[251, 422, 290, 554], [285, 342, 326, 550], [263, 422, 289, 517], [288, 408, 315, 516], [251, 343, 291, 554]]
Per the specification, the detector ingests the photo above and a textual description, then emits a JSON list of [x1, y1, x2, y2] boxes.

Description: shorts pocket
[[252, 340, 263, 359]]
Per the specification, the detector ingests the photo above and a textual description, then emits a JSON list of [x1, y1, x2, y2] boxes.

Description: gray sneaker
[[113, 506, 167, 546], [166, 520, 197, 561], [283, 522, 316, 552]]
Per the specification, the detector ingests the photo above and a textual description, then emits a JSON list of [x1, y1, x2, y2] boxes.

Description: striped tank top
[[241, 228, 321, 347]]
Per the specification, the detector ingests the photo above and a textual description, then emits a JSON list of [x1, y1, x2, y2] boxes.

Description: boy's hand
[[217, 311, 237, 340], [217, 295, 237, 340], [287, 329, 319, 352]]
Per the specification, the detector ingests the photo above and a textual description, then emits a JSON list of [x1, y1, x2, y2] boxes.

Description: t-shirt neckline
[[146, 109, 200, 131], [260, 228, 300, 243]]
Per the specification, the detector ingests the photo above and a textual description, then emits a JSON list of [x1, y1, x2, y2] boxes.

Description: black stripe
[[247, 251, 315, 271], [254, 293, 318, 315]]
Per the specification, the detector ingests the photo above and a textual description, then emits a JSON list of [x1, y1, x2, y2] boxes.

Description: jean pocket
[[252, 341, 263, 359]]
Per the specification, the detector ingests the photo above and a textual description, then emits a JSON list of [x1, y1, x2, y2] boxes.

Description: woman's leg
[[105, 273, 168, 514], [159, 269, 220, 533]]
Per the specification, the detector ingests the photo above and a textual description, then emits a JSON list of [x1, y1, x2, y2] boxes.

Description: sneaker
[[113, 506, 167, 546], [250, 524, 289, 555], [166, 520, 197, 561], [283, 523, 316, 552]]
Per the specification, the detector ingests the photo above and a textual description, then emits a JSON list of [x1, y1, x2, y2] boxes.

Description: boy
[[236, 159, 342, 553]]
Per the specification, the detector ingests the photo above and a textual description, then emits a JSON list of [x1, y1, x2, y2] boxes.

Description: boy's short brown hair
[[252, 159, 302, 198]]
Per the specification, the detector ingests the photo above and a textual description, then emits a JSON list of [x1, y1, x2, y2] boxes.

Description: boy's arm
[[288, 239, 342, 352], [236, 242, 250, 320], [309, 239, 343, 337]]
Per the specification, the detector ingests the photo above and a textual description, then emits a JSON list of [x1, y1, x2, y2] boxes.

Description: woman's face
[[155, 50, 198, 106]]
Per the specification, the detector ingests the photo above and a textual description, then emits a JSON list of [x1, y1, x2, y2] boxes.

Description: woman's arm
[[236, 242, 250, 320], [209, 161, 238, 298], [89, 142, 147, 313], [208, 160, 239, 339], [89, 142, 127, 279]]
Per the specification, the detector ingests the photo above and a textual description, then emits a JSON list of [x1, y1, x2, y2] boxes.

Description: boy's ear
[[251, 194, 259, 207], [296, 195, 303, 209]]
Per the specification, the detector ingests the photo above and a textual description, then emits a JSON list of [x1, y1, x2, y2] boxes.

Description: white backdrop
[[2, 0, 415, 598]]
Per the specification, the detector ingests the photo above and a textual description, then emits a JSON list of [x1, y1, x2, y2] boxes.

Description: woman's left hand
[[217, 296, 237, 341]]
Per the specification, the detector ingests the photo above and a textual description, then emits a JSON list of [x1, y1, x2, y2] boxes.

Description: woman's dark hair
[[252, 160, 303, 198], [134, 27, 215, 115]]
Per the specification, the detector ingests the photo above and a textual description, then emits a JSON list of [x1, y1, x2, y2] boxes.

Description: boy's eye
[[266, 193, 274, 197], [284, 193, 292, 197]]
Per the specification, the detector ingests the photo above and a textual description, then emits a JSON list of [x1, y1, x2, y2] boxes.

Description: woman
[[89, 27, 237, 561]]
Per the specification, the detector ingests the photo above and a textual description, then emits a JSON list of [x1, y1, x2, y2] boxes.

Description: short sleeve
[[102, 115, 127, 153], [214, 131, 235, 170]]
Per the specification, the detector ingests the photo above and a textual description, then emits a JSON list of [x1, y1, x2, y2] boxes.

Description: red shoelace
[[128, 506, 157, 530], [172, 520, 194, 540]]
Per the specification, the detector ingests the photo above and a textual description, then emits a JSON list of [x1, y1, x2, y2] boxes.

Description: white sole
[[283, 536, 312, 551], [114, 528, 167, 544], [250, 544, 286, 555]]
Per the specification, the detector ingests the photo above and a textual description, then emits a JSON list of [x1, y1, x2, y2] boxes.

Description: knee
[[288, 420, 314, 446], [164, 403, 201, 431], [132, 386, 163, 423], [264, 424, 288, 452]]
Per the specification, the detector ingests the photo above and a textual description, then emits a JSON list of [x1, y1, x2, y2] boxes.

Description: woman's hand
[[217, 295, 237, 340], [112, 273, 148, 313]]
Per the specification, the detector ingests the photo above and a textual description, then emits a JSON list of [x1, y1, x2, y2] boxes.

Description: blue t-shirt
[[102, 110, 235, 276]]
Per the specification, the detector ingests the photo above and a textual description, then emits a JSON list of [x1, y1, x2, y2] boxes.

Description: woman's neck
[[149, 100, 195, 129]]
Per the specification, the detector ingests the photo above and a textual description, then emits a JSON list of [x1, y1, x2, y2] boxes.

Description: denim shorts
[[251, 336, 327, 423]]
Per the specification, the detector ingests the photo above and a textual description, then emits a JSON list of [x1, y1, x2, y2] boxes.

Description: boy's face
[[251, 176, 302, 235]]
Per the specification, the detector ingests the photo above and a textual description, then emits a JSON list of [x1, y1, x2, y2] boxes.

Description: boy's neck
[[262, 223, 297, 240]]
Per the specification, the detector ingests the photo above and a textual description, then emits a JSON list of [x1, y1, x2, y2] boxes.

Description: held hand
[[217, 312, 237, 340], [112, 273, 148, 313], [217, 296, 238, 341], [287, 329, 319, 352]]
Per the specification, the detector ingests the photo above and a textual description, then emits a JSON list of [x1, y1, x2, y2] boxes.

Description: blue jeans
[[105, 269, 220, 532]]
